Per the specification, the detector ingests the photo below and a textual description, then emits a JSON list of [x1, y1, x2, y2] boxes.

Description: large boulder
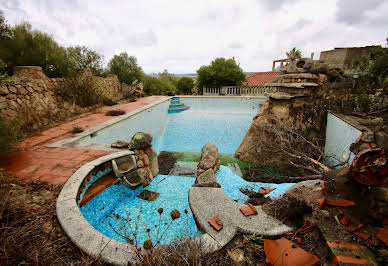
[[111, 140, 130, 149], [144, 146, 159, 176], [195, 144, 221, 188], [197, 144, 220, 171], [194, 168, 221, 188], [128, 132, 153, 150]]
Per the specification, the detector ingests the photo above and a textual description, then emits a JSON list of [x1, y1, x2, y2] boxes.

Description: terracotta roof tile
[[244, 72, 280, 86]]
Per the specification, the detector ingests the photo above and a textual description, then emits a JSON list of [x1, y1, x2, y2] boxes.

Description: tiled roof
[[244, 71, 280, 86]]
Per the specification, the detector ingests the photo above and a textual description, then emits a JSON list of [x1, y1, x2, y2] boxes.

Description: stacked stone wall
[[0, 66, 143, 130]]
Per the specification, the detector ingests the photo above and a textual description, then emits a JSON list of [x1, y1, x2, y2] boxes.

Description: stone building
[[319, 46, 379, 74]]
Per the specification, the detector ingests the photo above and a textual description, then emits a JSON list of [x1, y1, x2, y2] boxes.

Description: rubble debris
[[264, 237, 320, 266], [208, 215, 223, 231], [332, 256, 372, 265], [349, 148, 388, 187], [354, 232, 370, 241], [239, 203, 258, 216], [376, 226, 388, 247], [259, 186, 276, 195]]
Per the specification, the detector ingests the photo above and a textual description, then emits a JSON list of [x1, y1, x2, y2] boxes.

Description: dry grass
[[0, 173, 244, 265], [0, 173, 105, 266]]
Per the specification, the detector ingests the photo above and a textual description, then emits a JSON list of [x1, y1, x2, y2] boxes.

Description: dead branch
[[251, 124, 333, 178]]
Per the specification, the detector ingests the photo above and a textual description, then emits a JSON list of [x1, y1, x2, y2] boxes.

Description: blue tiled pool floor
[[80, 166, 294, 245], [159, 111, 254, 154]]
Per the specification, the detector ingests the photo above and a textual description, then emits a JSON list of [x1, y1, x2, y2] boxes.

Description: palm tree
[[286, 47, 302, 60]]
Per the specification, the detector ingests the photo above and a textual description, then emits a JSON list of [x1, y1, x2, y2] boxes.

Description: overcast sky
[[1, 0, 387, 74]]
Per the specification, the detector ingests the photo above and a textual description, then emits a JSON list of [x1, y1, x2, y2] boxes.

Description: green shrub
[[0, 115, 21, 156], [177, 77, 194, 94], [57, 75, 103, 107], [358, 94, 371, 112]]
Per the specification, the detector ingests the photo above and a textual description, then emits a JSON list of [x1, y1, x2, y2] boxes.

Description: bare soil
[[258, 169, 387, 264], [157, 151, 177, 175]]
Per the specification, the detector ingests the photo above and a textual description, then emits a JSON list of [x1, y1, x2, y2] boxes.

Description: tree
[[286, 47, 302, 60], [196, 57, 246, 90], [0, 22, 76, 77], [108, 52, 143, 84], [142, 70, 178, 95], [0, 10, 12, 40], [353, 46, 388, 88], [67, 45, 104, 75], [177, 77, 194, 94]]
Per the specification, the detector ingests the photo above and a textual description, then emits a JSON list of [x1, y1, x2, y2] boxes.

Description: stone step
[[168, 105, 190, 113], [169, 103, 184, 107]]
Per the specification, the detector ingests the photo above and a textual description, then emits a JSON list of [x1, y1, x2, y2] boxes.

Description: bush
[[0, 115, 21, 156], [177, 77, 194, 94], [105, 110, 126, 116], [143, 71, 178, 95], [196, 57, 246, 90], [57, 75, 103, 107], [358, 94, 371, 112], [108, 52, 143, 84]]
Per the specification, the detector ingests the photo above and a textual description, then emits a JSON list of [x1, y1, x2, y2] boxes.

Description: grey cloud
[[228, 41, 243, 49], [336, 0, 384, 25], [0, 0, 26, 16], [285, 19, 311, 32], [258, 0, 292, 11], [201, 6, 240, 21], [125, 29, 157, 47]]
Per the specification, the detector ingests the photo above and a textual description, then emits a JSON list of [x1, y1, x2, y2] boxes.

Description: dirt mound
[[157, 151, 177, 175], [240, 188, 271, 205], [262, 194, 312, 227]]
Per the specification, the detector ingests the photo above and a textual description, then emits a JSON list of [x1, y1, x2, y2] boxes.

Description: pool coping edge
[[56, 151, 221, 266], [47, 97, 171, 149]]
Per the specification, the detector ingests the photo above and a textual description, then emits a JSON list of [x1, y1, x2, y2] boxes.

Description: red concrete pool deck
[[0, 96, 167, 185]]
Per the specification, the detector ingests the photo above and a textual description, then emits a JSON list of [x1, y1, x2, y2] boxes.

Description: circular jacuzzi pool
[[57, 150, 295, 265]]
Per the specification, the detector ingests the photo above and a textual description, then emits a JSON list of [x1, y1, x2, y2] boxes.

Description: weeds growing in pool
[[104, 184, 195, 248]]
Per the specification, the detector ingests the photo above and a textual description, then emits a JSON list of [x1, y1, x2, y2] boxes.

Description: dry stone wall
[[0, 66, 143, 130]]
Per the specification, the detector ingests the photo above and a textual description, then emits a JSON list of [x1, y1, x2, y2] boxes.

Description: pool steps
[[168, 97, 190, 113]]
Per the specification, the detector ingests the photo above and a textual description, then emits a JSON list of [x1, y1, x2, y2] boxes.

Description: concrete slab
[[189, 187, 293, 247]]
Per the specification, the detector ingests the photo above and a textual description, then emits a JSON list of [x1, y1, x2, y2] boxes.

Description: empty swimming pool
[[74, 97, 266, 154]]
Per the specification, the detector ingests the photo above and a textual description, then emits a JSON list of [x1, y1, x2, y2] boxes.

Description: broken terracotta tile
[[376, 226, 388, 247], [321, 181, 328, 198], [345, 225, 358, 233], [264, 238, 320, 266], [325, 199, 356, 207], [240, 203, 258, 216], [208, 215, 223, 231], [327, 242, 360, 251], [354, 232, 370, 241], [340, 216, 350, 226], [317, 198, 326, 209], [259, 186, 276, 195], [332, 256, 371, 266]]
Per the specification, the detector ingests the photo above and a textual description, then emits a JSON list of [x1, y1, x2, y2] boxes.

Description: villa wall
[[319, 46, 377, 73], [0, 66, 143, 130]]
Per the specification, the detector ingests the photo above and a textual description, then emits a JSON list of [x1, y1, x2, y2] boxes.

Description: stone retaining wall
[[0, 66, 143, 129]]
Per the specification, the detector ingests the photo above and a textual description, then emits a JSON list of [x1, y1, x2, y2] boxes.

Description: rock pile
[[112, 132, 159, 188], [194, 144, 221, 188]]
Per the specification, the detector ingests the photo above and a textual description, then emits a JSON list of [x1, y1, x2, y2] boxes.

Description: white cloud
[[1, 0, 387, 73]]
